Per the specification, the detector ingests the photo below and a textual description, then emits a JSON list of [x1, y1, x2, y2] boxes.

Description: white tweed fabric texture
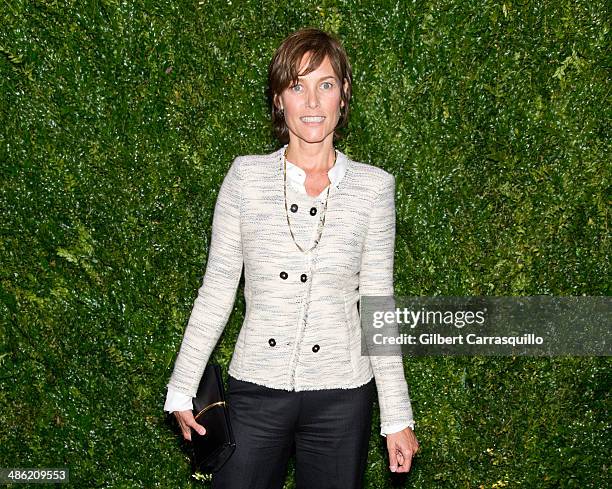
[[167, 144, 414, 433]]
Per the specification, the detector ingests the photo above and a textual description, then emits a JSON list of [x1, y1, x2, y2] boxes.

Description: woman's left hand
[[386, 426, 419, 473]]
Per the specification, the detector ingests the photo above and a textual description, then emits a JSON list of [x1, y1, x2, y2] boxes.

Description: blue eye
[[290, 81, 334, 92]]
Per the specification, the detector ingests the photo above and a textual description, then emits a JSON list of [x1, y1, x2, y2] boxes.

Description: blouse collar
[[280, 143, 348, 197]]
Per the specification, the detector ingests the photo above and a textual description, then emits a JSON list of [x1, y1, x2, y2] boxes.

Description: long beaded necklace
[[283, 147, 336, 253]]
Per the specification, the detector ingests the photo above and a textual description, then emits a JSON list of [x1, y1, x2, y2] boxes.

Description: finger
[[395, 453, 404, 472], [180, 422, 192, 441], [397, 458, 412, 473], [173, 415, 190, 441], [182, 412, 206, 435], [396, 450, 404, 465], [176, 412, 206, 439], [388, 446, 399, 473], [397, 449, 413, 473], [190, 420, 206, 436]]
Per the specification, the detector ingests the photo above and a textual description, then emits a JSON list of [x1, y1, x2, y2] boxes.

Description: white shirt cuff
[[381, 420, 415, 437], [164, 386, 193, 413]]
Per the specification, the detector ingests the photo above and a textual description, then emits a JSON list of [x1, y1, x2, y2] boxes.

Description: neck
[[285, 140, 336, 173]]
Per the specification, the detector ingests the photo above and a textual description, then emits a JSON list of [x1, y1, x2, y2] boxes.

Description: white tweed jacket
[[166, 144, 414, 434]]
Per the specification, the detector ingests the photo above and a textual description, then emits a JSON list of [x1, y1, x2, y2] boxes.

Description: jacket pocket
[[342, 290, 361, 374], [238, 289, 253, 371]]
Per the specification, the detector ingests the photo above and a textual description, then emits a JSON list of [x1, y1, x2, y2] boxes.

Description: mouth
[[300, 116, 326, 124]]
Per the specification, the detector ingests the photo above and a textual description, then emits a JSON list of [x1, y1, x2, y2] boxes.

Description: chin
[[299, 136, 329, 145], [292, 130, 334, 144]]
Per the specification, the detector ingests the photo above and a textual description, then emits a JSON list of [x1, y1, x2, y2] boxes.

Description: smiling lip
[[301, 116, 326, 125]]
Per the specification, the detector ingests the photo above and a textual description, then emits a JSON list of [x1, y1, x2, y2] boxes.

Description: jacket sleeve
[[164, 386, 193, 413], [166, 157, 244, 397], [359, 173, 415, 435], [381, 420, 415, 437]]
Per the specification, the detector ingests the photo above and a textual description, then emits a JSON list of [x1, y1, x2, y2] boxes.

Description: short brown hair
[[267, 27, 353, 144]]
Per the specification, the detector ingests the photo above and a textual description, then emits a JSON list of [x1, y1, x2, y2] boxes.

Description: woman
[[164, 27, 419, 488]]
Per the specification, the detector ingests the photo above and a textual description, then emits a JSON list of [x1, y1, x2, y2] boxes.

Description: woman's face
[[276, 53, 347, 146]]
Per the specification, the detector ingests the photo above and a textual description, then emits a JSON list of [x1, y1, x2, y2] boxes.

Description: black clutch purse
[[190, 364, 236, 473]]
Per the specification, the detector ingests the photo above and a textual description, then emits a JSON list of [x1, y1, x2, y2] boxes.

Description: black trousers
[[212, 375, 376, 489]]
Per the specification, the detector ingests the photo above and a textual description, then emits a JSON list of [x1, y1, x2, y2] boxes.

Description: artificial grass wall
[[1, 0, 609, 487]]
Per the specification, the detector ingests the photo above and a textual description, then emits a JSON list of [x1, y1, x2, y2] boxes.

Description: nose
[[306, 88, 320, 109]]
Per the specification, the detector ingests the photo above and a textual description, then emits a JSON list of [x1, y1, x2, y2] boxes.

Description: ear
[[341, 77, 349, 107], [273, 94, 282, 111]]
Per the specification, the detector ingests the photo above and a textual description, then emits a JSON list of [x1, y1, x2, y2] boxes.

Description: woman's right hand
[[174, 410, 206, 441]]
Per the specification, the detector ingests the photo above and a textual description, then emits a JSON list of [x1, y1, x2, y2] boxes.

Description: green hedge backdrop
[[1, 0, 609, 487]]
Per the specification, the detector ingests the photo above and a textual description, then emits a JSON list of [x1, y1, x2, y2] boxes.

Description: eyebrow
[[296, 75, 337, 81]]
